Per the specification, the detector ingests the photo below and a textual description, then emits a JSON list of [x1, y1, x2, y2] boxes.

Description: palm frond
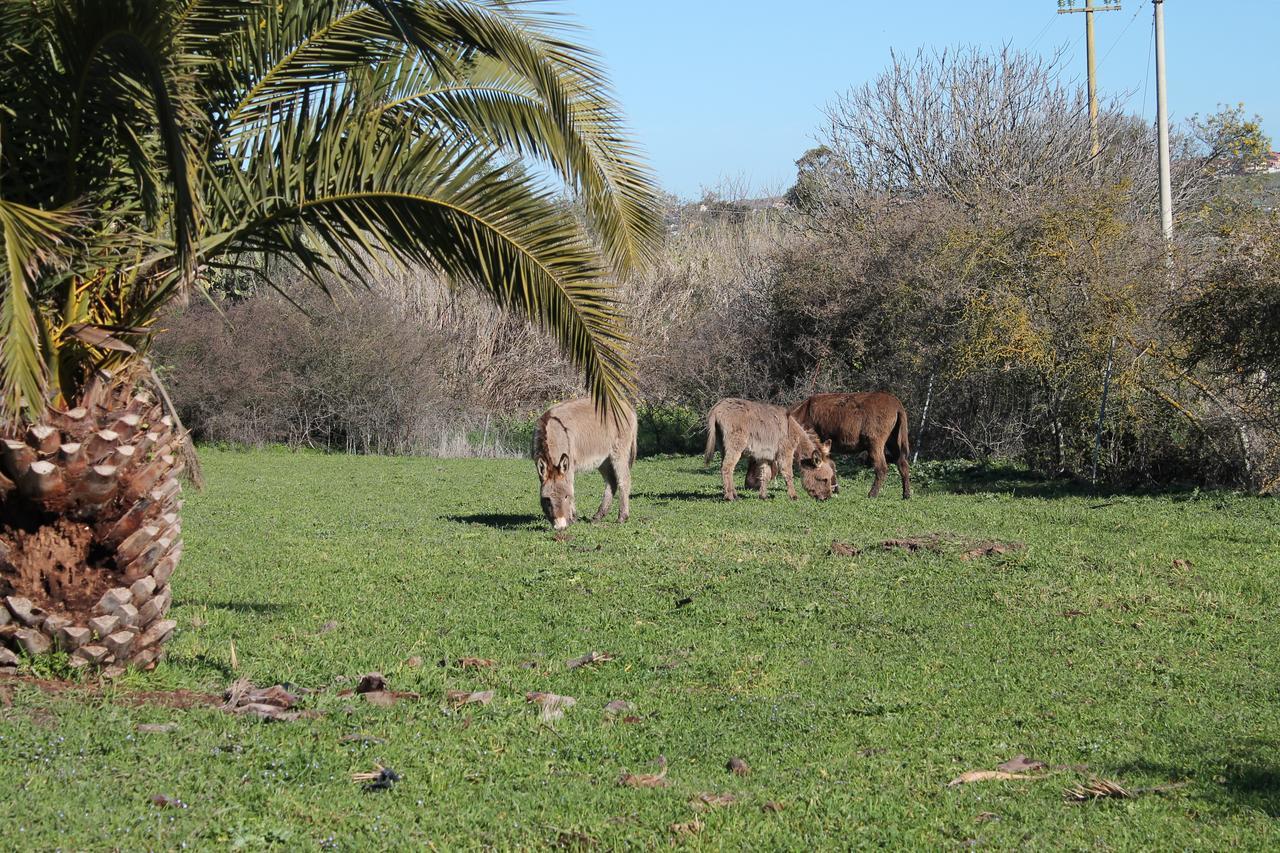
[[2, 0, 662, 421], [210, 101, 633, 411], [387, 0, 662, 273], [378, 54, 662, 276], [50, 0, 208, 281], [0, 200, 81, 419], [220, 1, 661, 273]]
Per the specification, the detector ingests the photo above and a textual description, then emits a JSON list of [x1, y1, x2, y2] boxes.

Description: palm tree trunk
[[0, 369, 183, 676], [145, 360, 204, 490]]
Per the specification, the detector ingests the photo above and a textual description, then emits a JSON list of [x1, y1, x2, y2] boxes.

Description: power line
[[1093, 3, 1146, 116], [1028, 10, 1061, 53], [1141, 9, 1154, 117], [1099, 3, 1145, 67]]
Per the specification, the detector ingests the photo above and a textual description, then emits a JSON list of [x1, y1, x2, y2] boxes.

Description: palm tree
[[0, 0, 661, 673]]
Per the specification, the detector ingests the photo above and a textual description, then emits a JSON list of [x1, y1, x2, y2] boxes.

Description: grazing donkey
[[746, 391, 911, 499], [533, 398, 638, 530], [703, 398, 835, 501]]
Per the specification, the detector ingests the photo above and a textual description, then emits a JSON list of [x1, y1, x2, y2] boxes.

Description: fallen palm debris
[[353, 765, 401, 792], [222, 680, 310, 721]]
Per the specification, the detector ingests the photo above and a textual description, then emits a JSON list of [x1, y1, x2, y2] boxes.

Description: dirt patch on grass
[[880, 534, 947, 553], [831, 532, 1026, 560], [0, 674, 219, 709], [960, 540, 1026, 560], [125, 689, 221, 709]]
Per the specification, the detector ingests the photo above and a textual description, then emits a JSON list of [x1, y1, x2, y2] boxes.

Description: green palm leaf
[[0, 201, 81, 419], [208, 101, 633, 406], [378, 54, 662, 276], [1, 0, 661, 422]]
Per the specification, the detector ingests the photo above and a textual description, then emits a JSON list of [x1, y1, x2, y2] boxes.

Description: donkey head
[[798, 438, 836, 500], [535, 452, 575, 530]]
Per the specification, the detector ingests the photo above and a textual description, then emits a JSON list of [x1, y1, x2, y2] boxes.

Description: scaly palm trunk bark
[[0, 369, 181, 676]]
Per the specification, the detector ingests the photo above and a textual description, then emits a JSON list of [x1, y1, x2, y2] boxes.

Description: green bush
[[491, 403, 702, 460], [636, 402, 704, 457], [491, 415, 539, 457]]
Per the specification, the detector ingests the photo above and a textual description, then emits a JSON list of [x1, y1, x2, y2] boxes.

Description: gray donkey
[[533, 398, 637, 530], [703, 398, 834, 501]]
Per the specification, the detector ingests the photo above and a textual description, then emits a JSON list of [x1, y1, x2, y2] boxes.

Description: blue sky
[[556, 1, 1279, 198]]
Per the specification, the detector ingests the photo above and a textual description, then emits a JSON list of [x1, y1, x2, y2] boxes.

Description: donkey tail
[[895, 405, 911, 462], [703, 409, 719, 465]]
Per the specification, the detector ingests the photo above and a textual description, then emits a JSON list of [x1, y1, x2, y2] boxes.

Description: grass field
[[3, 448, 1280, 849]]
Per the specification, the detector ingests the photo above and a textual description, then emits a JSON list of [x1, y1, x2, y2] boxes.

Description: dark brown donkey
[[746, 392, 911, 499]]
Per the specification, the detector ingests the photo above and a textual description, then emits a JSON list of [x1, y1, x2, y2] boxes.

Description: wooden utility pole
[[1059, 2, 1122, 486], [1153, 0, 1173, 239], [1058, 0, 1123, 160]]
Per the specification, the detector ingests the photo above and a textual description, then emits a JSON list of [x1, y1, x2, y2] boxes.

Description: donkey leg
[[721, 445, 744, 501], [782, 457, 798, 500], [868, 445, 889, 498], [615, 451, 633, 522], [750, 460, 775, 496], [897, 455, 912, 500], [592, 460, 617, 522], [757, 458, 771, 499]]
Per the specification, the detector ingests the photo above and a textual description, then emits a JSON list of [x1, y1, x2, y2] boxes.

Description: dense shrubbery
[[156, 48, 1277, 490], [157, 280, 579, 456], [636, 403, 704, 456]]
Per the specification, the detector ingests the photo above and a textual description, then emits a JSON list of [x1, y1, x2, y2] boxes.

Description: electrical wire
[[1099, 3, 1145, 68], [1027, 9, 1061, 53], [1141, 8, 1154, 117]]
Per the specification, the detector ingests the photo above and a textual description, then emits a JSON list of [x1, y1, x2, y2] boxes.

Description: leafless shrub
[[802, 46, 1223, 229], [624, 195, 789, 410], [155, 274, 573, 456], [939, 415, 1029, 465]]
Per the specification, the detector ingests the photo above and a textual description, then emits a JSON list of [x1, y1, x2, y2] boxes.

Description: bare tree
[[803, 46, 1228, 228]]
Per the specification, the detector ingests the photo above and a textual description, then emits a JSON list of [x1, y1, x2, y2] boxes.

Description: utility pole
[[1059, 2, 1122, 486], [1153, 0, 1173, 239], [1058, 1, 1122, 160]]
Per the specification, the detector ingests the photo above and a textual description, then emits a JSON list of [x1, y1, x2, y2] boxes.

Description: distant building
[[1240, 151, 1280, 175]]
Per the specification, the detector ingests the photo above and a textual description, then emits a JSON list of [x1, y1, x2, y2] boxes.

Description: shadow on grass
[[904, 459, 1213, 501], [444, 512, 543, 530], [640, 490, 723, 502], [199, 600, 294, 615], [654, 455, 1210, 501], [1113, 748, 1280, 817], [1215, 764, 1280, 817]]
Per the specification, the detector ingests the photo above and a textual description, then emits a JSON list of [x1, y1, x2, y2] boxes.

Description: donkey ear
[[536, 458, 547, 478], [811, 449, 823, 466], [558, 454, 570, 474], [821, 439, 832, 455]]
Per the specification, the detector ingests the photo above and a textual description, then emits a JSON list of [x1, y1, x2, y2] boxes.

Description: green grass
[[3, 449, 1280, 849]]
